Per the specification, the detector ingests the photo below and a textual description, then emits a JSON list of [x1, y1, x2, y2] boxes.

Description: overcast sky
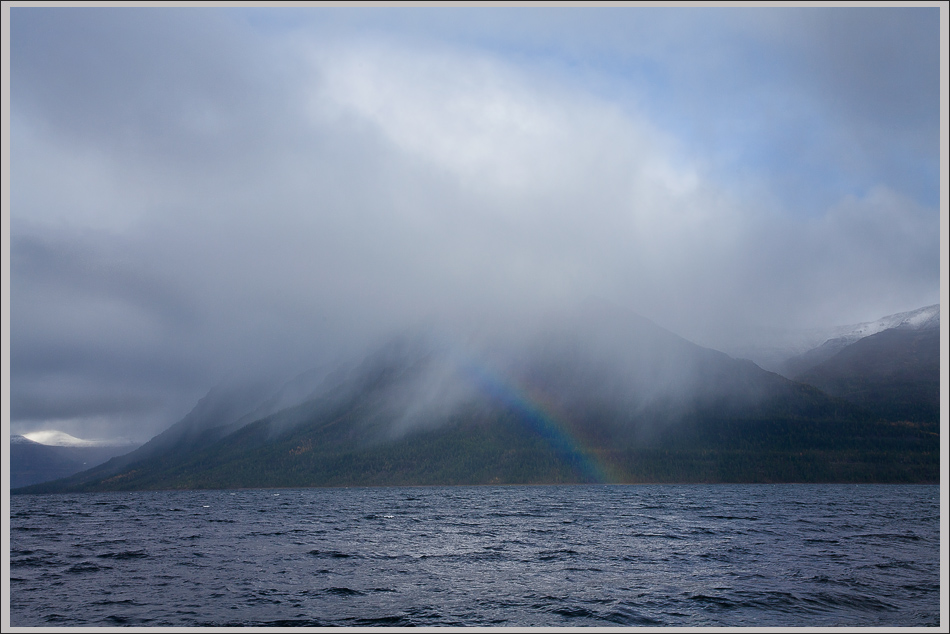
[[5, 7, 943, 441]]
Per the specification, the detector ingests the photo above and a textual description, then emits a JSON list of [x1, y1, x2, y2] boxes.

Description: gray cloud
[[7, 8, 940, 441]]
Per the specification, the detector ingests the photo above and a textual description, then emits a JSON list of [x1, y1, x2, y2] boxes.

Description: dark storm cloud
[[11, 9, 288, 154], [11, 379, 160, 424], [11, 232, 197, 328], [6, 7, 941, 441]]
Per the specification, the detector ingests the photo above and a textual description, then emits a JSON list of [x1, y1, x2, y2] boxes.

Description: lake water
[[8, 484, 941, 627]]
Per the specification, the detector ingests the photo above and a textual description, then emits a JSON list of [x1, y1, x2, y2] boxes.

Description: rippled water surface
[[9, 484, 940, 627]]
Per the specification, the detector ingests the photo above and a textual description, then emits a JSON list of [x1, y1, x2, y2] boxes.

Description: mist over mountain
[[14, 303, 939, 493], [9, 9, 940, 451]]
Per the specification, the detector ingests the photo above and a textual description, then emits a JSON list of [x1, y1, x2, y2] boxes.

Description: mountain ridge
[[13, 304, 939, 492], [722, 304, 939, 373], [781, 304, 939, 378], [793, 326, 940, 423], [9, 435, 144, 489]]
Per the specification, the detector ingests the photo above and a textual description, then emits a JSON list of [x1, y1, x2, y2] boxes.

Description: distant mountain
[[14, 305, 940, 493], [723, 304, 940, 374], [9, 434, 141, 489], [34, 372, 338, 487], [827, 303, 938, 337], [21, 430, 139, 447], [793, 326, 940, 423], [781, 304, 939, 378]]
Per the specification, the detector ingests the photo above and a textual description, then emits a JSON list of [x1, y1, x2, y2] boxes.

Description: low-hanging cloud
[[7, 8, 940, 442]]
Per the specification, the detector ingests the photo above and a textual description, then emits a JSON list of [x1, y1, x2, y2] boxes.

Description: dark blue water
[[9, 484, 940, 627]]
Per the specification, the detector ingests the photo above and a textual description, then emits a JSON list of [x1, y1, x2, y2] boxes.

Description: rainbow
[[459, 359, 610, 484]]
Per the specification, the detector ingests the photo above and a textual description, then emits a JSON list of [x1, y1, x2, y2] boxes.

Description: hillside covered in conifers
[[14, 305, 939, 493]]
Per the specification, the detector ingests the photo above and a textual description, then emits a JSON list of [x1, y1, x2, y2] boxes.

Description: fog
[[6, 7, 941, 442]]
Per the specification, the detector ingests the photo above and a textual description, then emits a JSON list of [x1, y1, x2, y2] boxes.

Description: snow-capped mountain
[[10, 433, 142, 489], [779, 305, 940, 379], [820, 304, 939, 343], [722, 305, 940, 375], [21, 430, 140, 448]]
